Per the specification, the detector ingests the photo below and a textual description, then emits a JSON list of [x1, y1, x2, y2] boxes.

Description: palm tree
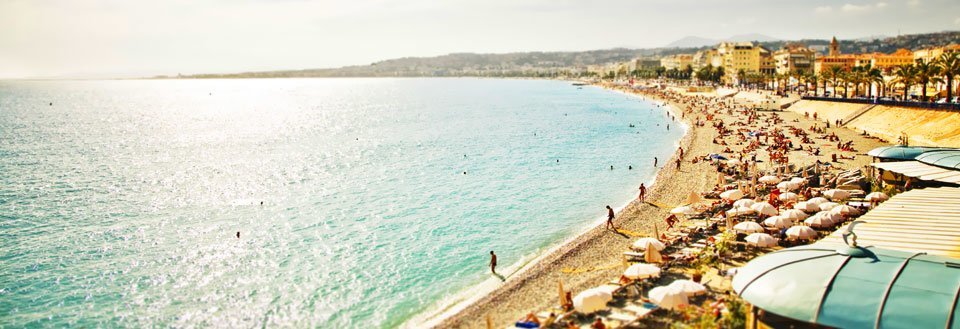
[[807, 73, 820, 96], [867, 66, 884, 98], [914, 59, 942, 102], [826, 66, 845, 97], [936, 52, 960, 102], [893, 64, 917, 100]]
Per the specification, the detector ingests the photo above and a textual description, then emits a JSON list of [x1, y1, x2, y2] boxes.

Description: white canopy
[[763, 216, 793, 229], [759, 175, 781, 185], [778, 192, 799, 202], [573, 288, 613, 313], [823, 189, 851, 201], [623, 263, 661, 280], [733, 199, 756, 208], [632, 237, 666, 251], [864, 191, 889, 202], [649, 286, 689, 310], [786, 225, 818, 240], [671, 205, 697, 215], [751, 202, 778, 216], [720, 189, 744, 200], [745, 232, 777, 247], [818, 202, 841, 212], [804, 212, 836, 228], [726, 206, 756, 217], [830, 205, 861, 216], [734, 221, 764, 233], [806, 197, 829, 206], [667, 279, 707, 297], [794, 201, 820, 213], [780, 209, 809, 221]]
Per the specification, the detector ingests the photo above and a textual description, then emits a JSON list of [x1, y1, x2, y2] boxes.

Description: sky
[[1, 0, 959, 79]]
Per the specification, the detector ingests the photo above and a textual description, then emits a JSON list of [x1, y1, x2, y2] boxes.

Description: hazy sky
[[2, 0, 959, 78]]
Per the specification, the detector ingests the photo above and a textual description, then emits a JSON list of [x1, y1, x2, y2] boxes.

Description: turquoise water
[[0, 78, 683, 328]]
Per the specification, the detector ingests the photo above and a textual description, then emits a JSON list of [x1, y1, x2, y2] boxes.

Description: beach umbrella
[[776, 182, 799, 191], [818, 202, 841, 212], [623, 263, 661, 280], [865, 192, 889, 202], [486, 314, 492, 329], [667, 279, 707, 297], [806, 197, 829, 206], [780, 209, 809, 221], [789, 177, 807, 185], [778, 192, 799, 202], [686, 192, 702, 205], [648, 286, 689, 310], [745, 233, 777, 247], [733, 221, 764, 234], [573, 288, 613, 313], [793, 201, 819, 213], [720, 189, 744, 201], [758, 175, 781, 185], [751, 202, 777, 216], [632, 237, 666, 251], [763, 215, 793, 229], [644, 244, 663, 263], [824, 189, 851, 201], [558, 280, 567, 307], [733, 199, 756, 208], [831, 205, 861, 216], [671, 205, 697, 216], [804, 213, 835, 228], [786, 226, 818, 240], [726, 206, 755, 217]]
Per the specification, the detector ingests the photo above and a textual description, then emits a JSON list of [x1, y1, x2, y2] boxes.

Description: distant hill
[[172, 31, 959, 79], [666, 34, 780, 48]]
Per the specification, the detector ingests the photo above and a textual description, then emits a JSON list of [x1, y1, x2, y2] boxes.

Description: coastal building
[[633, 58, 661, 70], [660, 54, 693, 70], [913, 44, 960, 64], [773, 43, 816, 75], [716, 42, 763, 84], [759, 47, 775, 75], [692, 49, 720, 70], [858, 48, 915, 73]]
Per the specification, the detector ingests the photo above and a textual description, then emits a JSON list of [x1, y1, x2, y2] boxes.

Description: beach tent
[[751, 202, 777, 216], [745, 233, 777, 247], [720, 189, 744, 200], [734, 221, 764, 234], [733, 242, 960, 329], [733, 199, 756, 208], [623, 263, 661, 280], [823, 189, 850, 201], [864, 192, 889, 202], [667, 279, 706, 297], [648, 286, 688, 310], [573, 288, 613, 313], [785, 226, 817, 240], [778, 192, 799, 202], [632, 237, 666, 251], [763, 216, 793, 229], [780, 209, 809, 221]]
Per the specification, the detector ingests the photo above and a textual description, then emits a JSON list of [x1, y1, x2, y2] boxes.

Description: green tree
[[935, 52, 960, 102], [914, 58, 942, 102], [894, 63, 917, 100]]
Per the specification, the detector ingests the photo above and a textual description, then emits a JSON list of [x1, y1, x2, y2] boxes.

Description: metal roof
[[917, 151, 960, 170], [867, 146, 947, 161], [871, 161, 960, 185], [733, 242, 960, 329]]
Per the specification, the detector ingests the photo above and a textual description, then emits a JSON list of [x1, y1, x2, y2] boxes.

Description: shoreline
[[416, 82, 699, 328]]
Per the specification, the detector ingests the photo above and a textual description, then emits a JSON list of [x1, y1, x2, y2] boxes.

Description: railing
[[801, 96, 960, 111]]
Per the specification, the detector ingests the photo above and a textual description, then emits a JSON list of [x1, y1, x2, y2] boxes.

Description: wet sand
[[427, 82, 888, 328]]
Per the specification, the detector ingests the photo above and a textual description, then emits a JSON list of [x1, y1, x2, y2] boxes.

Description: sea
[[0, 78, 684, 328]]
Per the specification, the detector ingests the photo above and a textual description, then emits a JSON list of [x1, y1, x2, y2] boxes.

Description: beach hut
[[745, 233, 777, 247], [751, 202, 777, 216], [648, 286, 688, 310], [780, 209, 809, 221], [632, 237, 665, 251], [573, 288, 613, 314], [778, 192, 799, 202], [623, 263, 661, 280], [785, 226, 817, 240], [823, 189, 850, 201], [734, 221, 764, 234], [733, 242, 960, 329], [763, 216, 793, 229], [720, 189, 744, 201], [667, 279, 706, 297]]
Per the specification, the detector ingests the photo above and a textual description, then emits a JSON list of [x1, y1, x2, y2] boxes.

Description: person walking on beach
[[606, 205, 616, 230], [490, 251, 497, 274], [638, 183, 647, 202]]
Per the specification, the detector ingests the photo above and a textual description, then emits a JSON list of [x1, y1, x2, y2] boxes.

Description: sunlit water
[[0, 78, 683, 328]]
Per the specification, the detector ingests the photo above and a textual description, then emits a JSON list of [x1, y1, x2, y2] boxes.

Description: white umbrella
[[720, 189, 744, 201], [824, 189, 850, 201], [751, 202, 778, 216], [671, 205, 697, 216], [623, 263, 661, 280], [778, 192, 799, 202], [865, 192, 889, 202], [789, 177, 806, 185], [733, 221, 764, 234], [758, 175, 781, 185], [763, 216, 793, 228], [632, 237, 666, 251], [726, 206, 756, 217], [776, 181, 800, 191], [649, 286, 689, 310], [745, 233, 777, 247], [804, 213, 835, 228], [780, 209, 810, 221], [806, 197, 829, 206], [786, 226, 818, 240], [667, 279, 707, 297], [573, 288, 613, 313], [818, 202, 841, 212], [831, 205, 860, 216], [794, 201, 820, 213], [733, 199, 756, 208]]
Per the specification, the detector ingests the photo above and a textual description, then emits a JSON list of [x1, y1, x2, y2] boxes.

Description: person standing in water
[[490, 251, 497, 274], [654, 157, 658, 167], [606, 205, 616, 230]]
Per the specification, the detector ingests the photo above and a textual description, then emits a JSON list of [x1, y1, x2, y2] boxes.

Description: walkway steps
[[841, 104, 878, 126]]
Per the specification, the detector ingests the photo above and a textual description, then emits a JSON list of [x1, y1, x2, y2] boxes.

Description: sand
[[423, 82, 888, 329], [787, 99, 960, 148]]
